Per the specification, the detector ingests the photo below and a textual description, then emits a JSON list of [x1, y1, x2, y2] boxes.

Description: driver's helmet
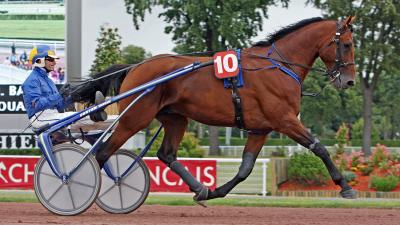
[[29, 45, 59, 67]]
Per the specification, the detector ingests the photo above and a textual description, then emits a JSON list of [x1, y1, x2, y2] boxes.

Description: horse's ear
[[345, 16, 356, 26]]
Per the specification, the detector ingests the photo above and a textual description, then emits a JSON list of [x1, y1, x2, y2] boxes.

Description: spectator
[[50, 68, 60, 84], [19, 50, 28, 63], [58, 67, 65, 83], [11, 42, 16, 55], [10, 53, 17, 66]]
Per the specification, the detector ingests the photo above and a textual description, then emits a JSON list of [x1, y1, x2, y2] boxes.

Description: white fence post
[[262, 161, 267, 196]]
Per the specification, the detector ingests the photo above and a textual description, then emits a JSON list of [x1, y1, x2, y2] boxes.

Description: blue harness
[[222, 44, 302, 89], [219, 44, 302, 131]]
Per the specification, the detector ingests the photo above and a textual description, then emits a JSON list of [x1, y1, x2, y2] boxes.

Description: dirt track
[[0, 202, 399, 225]]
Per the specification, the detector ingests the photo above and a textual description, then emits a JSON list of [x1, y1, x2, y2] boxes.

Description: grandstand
[[0, 0, 64, 84], [0, 0, 64, 14]]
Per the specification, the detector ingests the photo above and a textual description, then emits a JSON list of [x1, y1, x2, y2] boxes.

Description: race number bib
[[213, 50, 239, 79]]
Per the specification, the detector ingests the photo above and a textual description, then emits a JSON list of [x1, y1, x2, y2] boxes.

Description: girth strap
[[228, 77, 245, 130]]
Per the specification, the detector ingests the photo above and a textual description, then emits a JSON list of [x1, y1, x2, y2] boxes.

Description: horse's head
[[318, 16, 356, 89]]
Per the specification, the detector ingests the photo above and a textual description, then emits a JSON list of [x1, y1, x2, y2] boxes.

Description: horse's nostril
[[347, 80, 355, 86]]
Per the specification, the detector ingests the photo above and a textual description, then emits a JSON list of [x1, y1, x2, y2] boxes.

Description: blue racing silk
[[22, 67, 72, 118]]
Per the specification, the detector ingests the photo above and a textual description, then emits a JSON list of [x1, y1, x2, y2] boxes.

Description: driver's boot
[[90, 91, 108, 122]]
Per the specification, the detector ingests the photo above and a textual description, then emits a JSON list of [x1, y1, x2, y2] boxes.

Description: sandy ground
[[0, 202, 399, 225]]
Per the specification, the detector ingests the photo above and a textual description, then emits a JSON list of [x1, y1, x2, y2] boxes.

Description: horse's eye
[[343, 43, 352, 48]]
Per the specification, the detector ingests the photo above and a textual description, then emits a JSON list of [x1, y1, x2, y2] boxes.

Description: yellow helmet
[[29, 45, 59, 67]]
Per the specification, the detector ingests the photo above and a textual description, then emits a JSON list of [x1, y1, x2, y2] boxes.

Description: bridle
[[321, 22, 355, 83]]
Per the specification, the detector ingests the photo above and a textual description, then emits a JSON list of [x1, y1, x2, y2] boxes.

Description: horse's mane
[[253, 17, 325, 47]]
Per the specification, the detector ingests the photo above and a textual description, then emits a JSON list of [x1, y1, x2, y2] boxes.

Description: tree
[[121, 44, 152, 64], [90, 25, 122, 74], [307, 0, 400, 156], [124, 0, 289, 155]]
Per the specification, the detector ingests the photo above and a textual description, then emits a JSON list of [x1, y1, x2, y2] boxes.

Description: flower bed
[[279, 143, 400, 193]]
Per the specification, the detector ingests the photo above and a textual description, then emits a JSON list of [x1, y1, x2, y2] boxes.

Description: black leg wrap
[[310, 141, 355, 198], [170, 161, 204, 193], [206, 152, 256, 200], [95, 141, 110, 168], [237, 152, 256, 181], [157, 151, 208, 204]]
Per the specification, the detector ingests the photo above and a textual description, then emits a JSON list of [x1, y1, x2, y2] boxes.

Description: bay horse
[[75, 16, 357, 202]]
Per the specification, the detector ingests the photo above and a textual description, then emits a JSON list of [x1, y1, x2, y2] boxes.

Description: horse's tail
[[72, 64, 135, 103]]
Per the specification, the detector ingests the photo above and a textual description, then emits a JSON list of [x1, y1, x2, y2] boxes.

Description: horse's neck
[[251, 22, 334, 81]]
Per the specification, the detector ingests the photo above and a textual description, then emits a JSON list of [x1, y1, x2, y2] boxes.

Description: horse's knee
[[237, 152, 256, 181], [157, 150, 176, 166], [309, 141, 330, 159]]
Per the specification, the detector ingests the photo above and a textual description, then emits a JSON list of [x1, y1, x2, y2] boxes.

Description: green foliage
[[0, 149, 41, 155], [342, 170, 356, 182], [370, 176, 399, 192], [351, 118, 379, 140], [90, 25, 122, 74], [147, 127, 204, 157], [288, 152, 329, 186], [371, 144, 390, 167], [335, 123, 350, 155], [121, 45, 152, 64], [359, 163, 374, 176]]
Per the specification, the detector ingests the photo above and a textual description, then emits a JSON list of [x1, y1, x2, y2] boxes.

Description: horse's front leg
[[200, 132, 268, 201], [278, 116, 357, 199], [155, 113, 209, 205]]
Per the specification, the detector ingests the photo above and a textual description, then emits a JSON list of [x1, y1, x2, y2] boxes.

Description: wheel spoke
[[119, 185, 123, 209], [116, 154, 121, 177], [67, 185, 76, 209], [98, 183, 117, 199], [59, 151, 67, 173], [69, 179, 95, 189], [41, 172, 60, 179], [122, 164, 139, 178], [47, 183, 64, 202], [121, 181, 144, 194]]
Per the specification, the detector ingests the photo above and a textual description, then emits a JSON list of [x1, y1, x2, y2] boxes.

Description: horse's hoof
[[194, 200, 207, 208], [193, 186, 209, 207], [340, 188, 357, 199]]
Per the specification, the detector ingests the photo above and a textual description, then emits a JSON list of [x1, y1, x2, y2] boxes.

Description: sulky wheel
[[34, 143, 101, 216], [96, 149, 150, 214]]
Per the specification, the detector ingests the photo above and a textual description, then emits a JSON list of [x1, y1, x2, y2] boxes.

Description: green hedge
[[0, 14, 64, 20], [0, 149, 41, 156]]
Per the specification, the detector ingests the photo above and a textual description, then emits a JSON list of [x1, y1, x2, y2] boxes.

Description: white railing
[[0, 39, 65, 55], [146, 157, 271, 196], [0, 2, 64, 14]]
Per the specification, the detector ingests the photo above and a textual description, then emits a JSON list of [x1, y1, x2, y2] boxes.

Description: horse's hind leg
[[201, 132, 269, 201], [155, 113, 208, 202], [278, 116, 357, 199]]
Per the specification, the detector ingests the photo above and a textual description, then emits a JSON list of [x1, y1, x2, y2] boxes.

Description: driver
[[22, 45, 108, 132]]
